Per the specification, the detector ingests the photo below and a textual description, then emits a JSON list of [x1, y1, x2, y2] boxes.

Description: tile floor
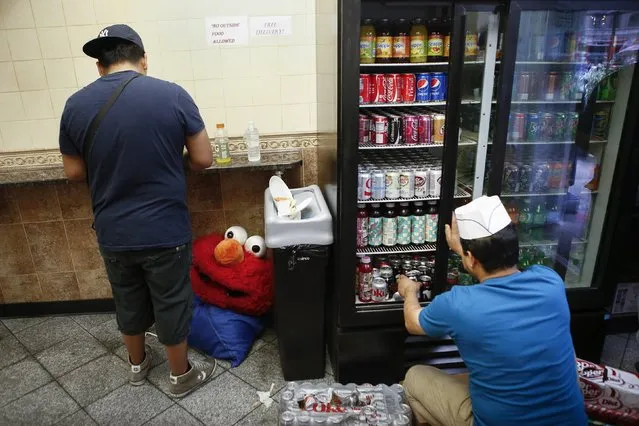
[[0, 314, 335, 425], [600, 331, 639, 372]]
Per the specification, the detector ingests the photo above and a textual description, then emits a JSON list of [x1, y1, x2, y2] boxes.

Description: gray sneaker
[[129, 345, 152, 386], [168, 359, 216, 398]]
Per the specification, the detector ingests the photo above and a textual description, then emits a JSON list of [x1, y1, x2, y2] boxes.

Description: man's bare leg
[[165, 340, 189, 376], [123, 333, 146, 365]]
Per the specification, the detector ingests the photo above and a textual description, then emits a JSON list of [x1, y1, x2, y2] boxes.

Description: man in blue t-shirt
[[59, 25, 214, 397], [398, 196, 587, 426]]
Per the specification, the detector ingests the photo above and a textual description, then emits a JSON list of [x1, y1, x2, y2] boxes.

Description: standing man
[[59, 25, 214, 398], [398, 196, 587, 426]]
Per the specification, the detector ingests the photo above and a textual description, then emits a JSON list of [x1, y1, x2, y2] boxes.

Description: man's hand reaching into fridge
[[445, 214, 464, 257], [399, 275, 425, 336]]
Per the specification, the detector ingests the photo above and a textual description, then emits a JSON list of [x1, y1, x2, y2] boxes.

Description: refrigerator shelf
[[510, 100, 615, 104], [500, 139, 608, 145], [501, 190, 568, 197], [357, 186, 471, 203], [360, 99, 481, 108], [356, 243, 437, 256], [515, 61, 588, 65], [359, 61, 450, 67], [519, 238, 587, 248], [359, 143, 444, 150]]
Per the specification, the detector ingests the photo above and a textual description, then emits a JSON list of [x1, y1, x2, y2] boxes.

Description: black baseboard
[[606, 313, 639, 334], [0, 299, 115, 318]]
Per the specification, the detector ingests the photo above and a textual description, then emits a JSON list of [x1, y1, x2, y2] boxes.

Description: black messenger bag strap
[[82, 73, 141, 182]]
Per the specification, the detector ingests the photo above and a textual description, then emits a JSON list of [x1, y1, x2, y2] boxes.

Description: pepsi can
[[430, 72, 447, 101], [415, 73, 430, 103]]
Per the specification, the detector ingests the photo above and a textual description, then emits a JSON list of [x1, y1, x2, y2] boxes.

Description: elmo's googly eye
[[224, 226, 247, 246], [245, 236, 266, 258]]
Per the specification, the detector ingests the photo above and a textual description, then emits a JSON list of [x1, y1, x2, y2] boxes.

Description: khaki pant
[[404, 365, 474, 426]]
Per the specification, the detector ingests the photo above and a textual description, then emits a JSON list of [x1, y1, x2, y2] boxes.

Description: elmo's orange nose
[[214, 239, 245, 266]]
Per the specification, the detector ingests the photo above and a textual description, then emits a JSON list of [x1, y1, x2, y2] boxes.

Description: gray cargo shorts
[[99, 243, 193, 346]]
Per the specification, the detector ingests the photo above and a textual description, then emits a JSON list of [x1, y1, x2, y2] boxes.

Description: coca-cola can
[[371, 74, 386, 104], [385, 74, 402, 104], [358, 171, 372, 200], [418, 114, 433, 144], [403, 115, 419, 145], [414, 170, 429, 197], [372, 171, 386, 200], [359, 74, 372, 104], [400, 170, 415, 198], [372, 115, 388, 145], [358, 115, 371, 145], [385, 171, 400, 199], [429, 169, 442, 197], [386, 113, 402, 145], [401, 73, 416, 103]]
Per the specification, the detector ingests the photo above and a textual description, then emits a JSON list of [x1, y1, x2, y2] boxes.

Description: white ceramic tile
[[49, 87, 77, 116], [67, 25, 100, 57], [316, 0, 336, 15], [281, 75, 315, 104], [316, 73, 335, 105], [0, 92, 26, 121], [221, 48, 252, 79], [317, 101, 336, 133], [254, 105, 283, 134], [191, 49, 222, 80], [251, 76, 281, 106], [21, 90, 54, 119], [145, 56, 164, 80], [155, 0, 195, 20], [249, 46, 279, 77], [316, 13, 337, 46], [175, 80, 195, 98], [0, 62, 19, 92], [194, 79, 225, 109], [212, 0, 250, 16], [0, 129, 4, 150], [309, 102, 317, 131], [37, 27, 72, 59], [30, 0, 66, 28], [131, 22, 160, 54], [316, 44, 336, 75], [158, 20, 191, 51], [30, 118, 59, 149], [277, 46, 315, 75], [0, 31, 11, 61], [276, 14, 315, 46], [14, 60, 48, 90], [282, 103, 312, 133], [222, 77, 252, 108], [251, 0, 311, 15], [44, 58, 77, 88], [0, 121, 32, 150], [73, 56, 98, 87], [225, 106, 253, 137], [199, 108, 225, 133], [161, 51, 193, 81], [7, 29, 42, 61], [61, 0, 96, 26], [188, 19, 208, 51], [92, 0, 128, 25], [0, 0, 35, 29]]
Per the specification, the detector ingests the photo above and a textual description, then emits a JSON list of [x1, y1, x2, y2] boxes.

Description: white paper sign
[[206, 16, 248, 46], [250, 16, 292, 37]]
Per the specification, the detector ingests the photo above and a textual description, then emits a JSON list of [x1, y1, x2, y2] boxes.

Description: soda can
[[371, 74, 387, 103], [402, 115, 419, 144], [358, 115, 371, 145], [518, 163, 533, 193], [532, 35, 545, 61], [540, 112, 554, 141], [400, 170, 415, 198], [566, 112, 579, 141], [415, 73, 430, 102], [358, 171, 372, 200], [430, 72, 447, 101], [433, 114, 445, 144], [528, 71, 540, 100], [559, 72, 573, 100], [359, 74, 372, 104], [545, 72, 558, 101], [526, 112, 540, 142], [502, 163, 519, 193], [554, 113, 568, 141], [385, 171, 400, 199], [532, 163, 550, 192], [414, 170, 429, 197], [371, 277, 387, 302], [546, 32, 564, 61], [592, 111, 609, 139], [385, 113, 403, 145], [385, 73, 402, 104], [429, 169, 442, 197], [418, 114, 433, 144], [401, 73, 416, 103], [516, 72, 530, 101], [564, 32, 576, 60], [372, 171, 386, 200], [372, 115, 389, 145], [511, 112, 526, 142]]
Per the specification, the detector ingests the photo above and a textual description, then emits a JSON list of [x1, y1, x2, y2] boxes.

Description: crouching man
[[397, 196, 586, 426]]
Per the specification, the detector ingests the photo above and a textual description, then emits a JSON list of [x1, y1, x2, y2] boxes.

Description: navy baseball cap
[[82, 24, 145, 58]]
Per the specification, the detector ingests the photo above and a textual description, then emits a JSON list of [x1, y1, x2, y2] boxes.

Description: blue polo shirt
[[59, 71, 205, 251], [419, 265, 587, 426]]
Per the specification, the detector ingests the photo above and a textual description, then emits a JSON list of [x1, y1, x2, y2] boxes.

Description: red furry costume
[[190, 233, 274, 316]]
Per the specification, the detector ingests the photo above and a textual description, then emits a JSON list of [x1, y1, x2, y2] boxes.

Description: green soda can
[[565, 112, 579, 141], [554, 112, 568, 141], [559, 72, 573, 100]]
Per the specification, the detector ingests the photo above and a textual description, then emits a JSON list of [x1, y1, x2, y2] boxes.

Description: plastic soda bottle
[[244, 121, 261, 162]]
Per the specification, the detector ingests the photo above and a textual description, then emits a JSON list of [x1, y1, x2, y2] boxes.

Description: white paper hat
[[454, 195, 511, 240]]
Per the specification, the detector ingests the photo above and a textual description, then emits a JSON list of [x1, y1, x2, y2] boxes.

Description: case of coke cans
[[360, 73, 447, 105], [278, 381, 410, 425], [578, 358, 639, 425]]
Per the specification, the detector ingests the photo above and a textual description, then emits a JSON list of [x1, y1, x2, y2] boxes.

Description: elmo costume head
[[191, 226, 274, 316]]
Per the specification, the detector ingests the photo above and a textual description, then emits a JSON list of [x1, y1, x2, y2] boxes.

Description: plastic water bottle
[[244, 120, 261, 162], [214, 123, 231, 165]]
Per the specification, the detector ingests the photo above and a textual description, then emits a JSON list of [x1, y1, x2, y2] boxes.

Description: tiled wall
[[0, 0, 319, 151], [0, 167, 304, 304]]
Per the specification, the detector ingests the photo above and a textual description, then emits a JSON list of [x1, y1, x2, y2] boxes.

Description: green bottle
[[518, 200, 533, 241], [532, 202, 547, 241]]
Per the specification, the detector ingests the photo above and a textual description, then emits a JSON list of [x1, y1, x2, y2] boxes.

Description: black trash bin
[[264, 184, 333, 381]]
